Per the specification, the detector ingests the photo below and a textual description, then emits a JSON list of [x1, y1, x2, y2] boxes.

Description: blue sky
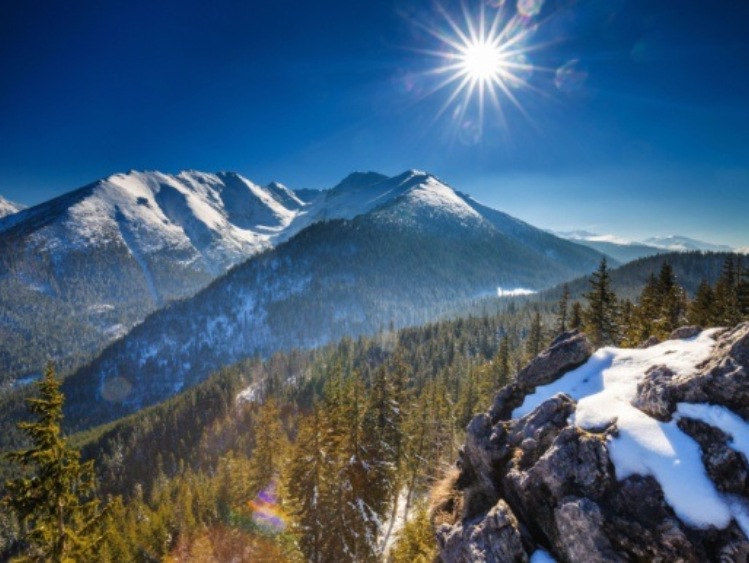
[[1, 0, 748, 246]]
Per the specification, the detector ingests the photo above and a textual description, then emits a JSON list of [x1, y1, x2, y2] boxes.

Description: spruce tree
[[285, 408, 325, 563], [583, 258, 620, 347], [526, 310, 543, 359], [715, 255, 741, 326], [555, 284, 570, 335], [492, 337, 511, 390], [618, 299, 637, 348], [655, 262, 687, 336], [688, 280, 716, 327], [246, 398, 287, 498], [3, 365, 106, 562], [569, 302, 583, 330], [738, 260, 749, 320]]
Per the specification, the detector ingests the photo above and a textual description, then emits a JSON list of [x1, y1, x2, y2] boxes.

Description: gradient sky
[[1, 0, 748, 246]]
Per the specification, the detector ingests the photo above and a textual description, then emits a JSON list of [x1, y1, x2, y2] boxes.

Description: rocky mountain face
[[434, 323, 749, 562], [60, 170, 607, 431]]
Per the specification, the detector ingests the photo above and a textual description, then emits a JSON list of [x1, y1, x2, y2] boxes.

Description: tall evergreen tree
[[3, 365, 106, 562], [688, 279, 716, 327], [246, 398, 287, 498], [618, 299, 637, 348], [285, 408, 325, 563], [492, 337, 511, 390], [555, 284, 570, 335], [655, 262, 687, 336], [715, 255, 741, 326], [583, 258, 620, 347], [569, 302, 583, 330], [526, 310, 543, 360]]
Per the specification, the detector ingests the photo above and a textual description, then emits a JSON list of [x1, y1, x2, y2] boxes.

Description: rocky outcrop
[[434, 323, 749, 562], [488, 330, 593, 422]]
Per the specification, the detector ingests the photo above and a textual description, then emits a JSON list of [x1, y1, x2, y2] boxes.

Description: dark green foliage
[[569, 301, 583, 330], [625, 263, 688, 342], [3, 365, 106, 561], [583, 258, 620, 346], [688, 280, 717, 327], [555, 284, 569, 335], [715, 256, 743, 326], [526, 310, 544, 360], [60, 210, 606, 431]]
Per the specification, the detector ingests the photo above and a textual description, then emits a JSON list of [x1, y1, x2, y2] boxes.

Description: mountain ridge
[[59, 171, 610, 430]]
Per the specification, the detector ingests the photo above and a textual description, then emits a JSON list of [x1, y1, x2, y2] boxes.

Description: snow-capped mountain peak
[[0, 195, 24, 219]]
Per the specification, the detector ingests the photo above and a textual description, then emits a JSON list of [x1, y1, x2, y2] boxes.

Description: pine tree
[[246, 398, 287, 498], [285, 408, 325, 563], [583, 258, 620, 347], [618, 299, 637, 348], [655, 262, 687, 336], [569, 302, 583, 330], [738, 260, 749, 321], [526, 310, 543, 359], [492, 337, 511, 390], [715, 255, 741, 326], [688, 280, 716, 327], [555, 284, 570, 335], [633, 274, 659, 342], [3, 365, 106, 562]]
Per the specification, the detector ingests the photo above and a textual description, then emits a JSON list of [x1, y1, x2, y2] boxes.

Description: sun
[[460, 38, 505, 82], [414, 3, 541, 135]]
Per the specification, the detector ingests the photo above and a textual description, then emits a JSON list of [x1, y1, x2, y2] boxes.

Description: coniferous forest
[[2, 253, 748, 561]]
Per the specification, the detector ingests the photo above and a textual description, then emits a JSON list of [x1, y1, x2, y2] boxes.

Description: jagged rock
[[489, 330, 593, 422], [515, 330, 594, 389], [435, 323, 749, 563], [678, 417, 749, 495], [435, 500, 527, 563], [671, 323, 749, 419], [553, 497, 624, 562], [632, 365, 677, 420]]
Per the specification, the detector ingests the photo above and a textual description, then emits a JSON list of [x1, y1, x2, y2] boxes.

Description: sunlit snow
[[513, 329, 749, 535]]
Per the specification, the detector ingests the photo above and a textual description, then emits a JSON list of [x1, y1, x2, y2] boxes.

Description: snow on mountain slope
[[0, 195, 23, 218], [266, 181, 305, 210], [61, 173, 608, 429], [0, 170, 305, 383], [1, 170, 301, 275]]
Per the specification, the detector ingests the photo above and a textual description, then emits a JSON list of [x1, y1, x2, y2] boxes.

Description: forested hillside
[[60, 180, 606, 431]]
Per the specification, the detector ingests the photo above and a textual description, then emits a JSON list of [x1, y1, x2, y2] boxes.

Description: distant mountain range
[[1, 169, 615, 387], [555, 230, 740, 263], [59, 169, 611, 429], [642, 235, 734, 253]]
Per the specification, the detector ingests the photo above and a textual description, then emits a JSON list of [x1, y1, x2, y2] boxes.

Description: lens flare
[[414, 2, 546, 136], [246, 481, 287, 533]]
